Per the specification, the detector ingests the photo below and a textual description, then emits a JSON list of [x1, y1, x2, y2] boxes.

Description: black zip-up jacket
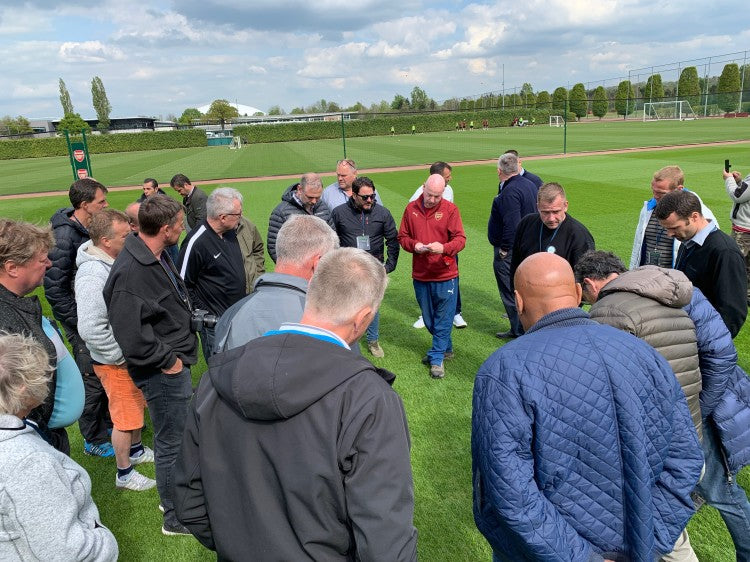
[[174, 332, 417, 561], [103, 234, 197, 379], [44, 207, 89, 328], [331, 197, 400, 273]]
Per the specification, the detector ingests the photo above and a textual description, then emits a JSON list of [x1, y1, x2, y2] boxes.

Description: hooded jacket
[[266, 183, 334, 262], [44, 207, 89, 328], [725, 173, 750, 230], [74, 240, 124, 365], [589, 266, 703, 438], [174, 331, 417, 561]]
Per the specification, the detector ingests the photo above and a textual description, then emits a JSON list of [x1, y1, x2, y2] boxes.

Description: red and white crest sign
[[73, 150, 85, 162], [77, 168, 88, 179]]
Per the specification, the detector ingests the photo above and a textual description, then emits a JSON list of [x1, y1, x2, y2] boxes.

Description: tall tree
[[267, 106, 285, 115], [178, 108, 202, 124], [59, 78, 74, 116], [717, 63, 741, 113], [568, 83, 588, 120], [391, 94, 409, 111], [552, 87, 568, 113], [410, 86, 430, 110], [614, 80, 636, 118], [591, 86, 609, 119], [535, 90, 551, 110], [677, 67, 701, 108], [206, 99, 239, 129], [90, 76, 112, 132], [643, 74, 664, 103], [57, 112, 90, 134]]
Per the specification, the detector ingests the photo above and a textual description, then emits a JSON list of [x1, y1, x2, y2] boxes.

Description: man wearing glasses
[[178, 187, 246, 357], [331, 177, 399, 358]]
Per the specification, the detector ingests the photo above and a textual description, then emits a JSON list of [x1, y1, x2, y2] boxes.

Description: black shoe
[[162, 522, 192, 536], [495, 331, 518, 339]]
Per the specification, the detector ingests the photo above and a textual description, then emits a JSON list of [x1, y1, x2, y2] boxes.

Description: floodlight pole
[[704, 59, 711, 117], [340, 113, 347, 158], [739, 51, 747, 112], [563, 106, 567, 154]]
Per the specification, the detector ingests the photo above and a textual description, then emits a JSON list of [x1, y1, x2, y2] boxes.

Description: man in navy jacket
[[472, 252, 703, 562]]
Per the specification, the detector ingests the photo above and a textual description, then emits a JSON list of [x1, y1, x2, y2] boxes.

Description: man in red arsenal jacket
[[399, 174, 466, 379]]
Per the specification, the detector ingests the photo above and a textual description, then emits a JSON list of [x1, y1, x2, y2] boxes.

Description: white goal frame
[[229, 136, 243, 149], [549, 115, 563, 127], [642, 101, 697, 122]]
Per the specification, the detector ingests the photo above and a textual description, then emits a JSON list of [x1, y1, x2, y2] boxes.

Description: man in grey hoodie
[[75, 208, 155, 492]]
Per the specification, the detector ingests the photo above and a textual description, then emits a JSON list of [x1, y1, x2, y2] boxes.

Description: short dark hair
[[69, 178, 107, 209], [504, 149, 519, 157], [573, 250, 626, 284], [144, 178, 158, 188], [170, 174, 191, 188], [139, 194, 182, 236], [654, 190, 701, 221], [429, 161, 452, 176], [352, 176, 375, 194]]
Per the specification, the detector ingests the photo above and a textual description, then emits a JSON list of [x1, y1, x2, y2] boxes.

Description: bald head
[[514, 253, 582, 330], [423, 174, 446, 209]]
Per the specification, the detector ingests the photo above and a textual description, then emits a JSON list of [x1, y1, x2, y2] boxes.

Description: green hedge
[[0, 129, 206, 160], [234, 109, 551, 144]]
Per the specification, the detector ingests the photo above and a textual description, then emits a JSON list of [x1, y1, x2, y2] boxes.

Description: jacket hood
[[281, 183, 302, 205], [208, 332, 393, 421], [75, 239, 115, 268], [600, 265, 693, 308], [50, 207, 88, 235]]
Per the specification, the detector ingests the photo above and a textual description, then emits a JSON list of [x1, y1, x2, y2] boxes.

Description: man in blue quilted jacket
[[472, 252, 704, 562]]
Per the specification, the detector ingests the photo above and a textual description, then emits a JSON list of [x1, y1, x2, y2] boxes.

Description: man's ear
[[575, 281, 583, 307], [3, 260, 18, 278], [353, 306, 373, 333], [514, 289, 524, 316]]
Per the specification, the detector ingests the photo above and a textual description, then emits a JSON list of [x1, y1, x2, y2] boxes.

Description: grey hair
[[538, 182, 566, 204], [0, 332, 52, 416], [497, 152, 518, 175], [573, 250, 627, 284], [306, 247, 388, 326], [207, 187, 243, 218], [276, 215, 339, 265]]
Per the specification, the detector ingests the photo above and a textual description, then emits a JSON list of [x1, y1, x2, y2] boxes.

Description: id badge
[[357, 235, 371, 250], [647, 250, 661, 265]]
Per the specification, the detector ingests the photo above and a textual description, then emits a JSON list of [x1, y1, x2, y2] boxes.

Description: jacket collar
[[526, 307, 595, 334], [0, 283, 41, 313]]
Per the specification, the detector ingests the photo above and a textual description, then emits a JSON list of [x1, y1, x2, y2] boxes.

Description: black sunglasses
[[357, 193, 376, 200]]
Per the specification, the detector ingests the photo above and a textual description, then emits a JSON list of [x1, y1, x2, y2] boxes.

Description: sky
[[1, 0, 749, 120]]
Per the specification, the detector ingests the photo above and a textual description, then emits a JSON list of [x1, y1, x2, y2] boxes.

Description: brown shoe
[[429, 364, 445, 379], [367, 341, 384, 358]]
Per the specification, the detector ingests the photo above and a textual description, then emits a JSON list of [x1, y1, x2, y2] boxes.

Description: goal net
[[229, 136, 243, 149], [642, 101, 697, 122], [549, 115, 563, 127]]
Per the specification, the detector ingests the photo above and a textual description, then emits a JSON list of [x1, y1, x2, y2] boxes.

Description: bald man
[[472, 253, 703, 562], [398, 173, 466, 379]]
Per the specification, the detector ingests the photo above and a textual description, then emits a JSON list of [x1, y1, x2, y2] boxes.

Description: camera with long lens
[[191, 309, 218, 332]]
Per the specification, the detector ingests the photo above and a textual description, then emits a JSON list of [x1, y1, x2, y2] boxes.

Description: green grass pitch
[[2, 142, 750, 560]]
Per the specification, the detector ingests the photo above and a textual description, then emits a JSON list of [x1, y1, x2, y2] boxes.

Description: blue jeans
[[695, 423, 750, 560], [134, 368, 192, 527], [492, 247, 522, 336], [414, 278, 457, 365], [366, 310, 380, 342]]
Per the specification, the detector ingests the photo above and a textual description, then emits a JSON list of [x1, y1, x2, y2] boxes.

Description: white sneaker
[[116, 469, 156, 491], [453, 313, 467, 328], [413, 316, 425, 329], [130, 446, 154, 465]]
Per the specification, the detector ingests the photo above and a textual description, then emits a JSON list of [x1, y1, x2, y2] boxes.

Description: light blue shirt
[[42, 317, 84, 429]]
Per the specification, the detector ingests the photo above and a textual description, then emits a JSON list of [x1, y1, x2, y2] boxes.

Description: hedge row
[[234, 109, 552, 144], [0, 129, 206, 160]]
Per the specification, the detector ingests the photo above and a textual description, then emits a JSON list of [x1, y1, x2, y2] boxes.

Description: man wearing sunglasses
[[331, 177, 399, 358]]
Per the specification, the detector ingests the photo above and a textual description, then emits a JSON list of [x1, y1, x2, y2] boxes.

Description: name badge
[[647, 250, 661, 265], [357, 235, 371, 250]]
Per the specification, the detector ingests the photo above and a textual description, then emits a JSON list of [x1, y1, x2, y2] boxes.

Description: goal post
[[643, 101, 697, 122], [549, 115, 563, 127], [229, 136, 243, 149]]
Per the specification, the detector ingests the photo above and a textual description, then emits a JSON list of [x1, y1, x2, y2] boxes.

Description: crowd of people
[[0, 155, 749, 560]]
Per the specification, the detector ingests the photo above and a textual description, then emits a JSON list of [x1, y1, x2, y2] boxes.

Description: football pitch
[[2, 142, 750, 560], [1, 117, 749, 197]]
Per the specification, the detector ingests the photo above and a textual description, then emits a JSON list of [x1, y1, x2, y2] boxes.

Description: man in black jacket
[[174, 248, 417, 561], [44, 177, 112, 457], [655, 189, 747, 338], [331, 176, 398, 357], [170, 173, 207, 233], [104, 194, 197, 536]]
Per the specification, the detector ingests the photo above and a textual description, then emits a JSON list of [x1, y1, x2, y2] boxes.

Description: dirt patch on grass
[[2, 138, 748, 201]]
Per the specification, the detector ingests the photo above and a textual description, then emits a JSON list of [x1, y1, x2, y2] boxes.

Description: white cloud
[[58, 41, 125, 63]]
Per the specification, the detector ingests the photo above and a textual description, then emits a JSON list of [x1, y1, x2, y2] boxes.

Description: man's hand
[[723, 169, 742, 183], [162, 357, 183, 375], [425, 242, 444, 254], [414, 242, 430, 254]]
